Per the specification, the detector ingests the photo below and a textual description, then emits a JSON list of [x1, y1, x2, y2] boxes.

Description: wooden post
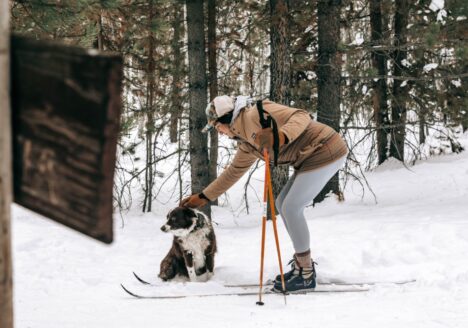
[[0, 0, 14, 326]]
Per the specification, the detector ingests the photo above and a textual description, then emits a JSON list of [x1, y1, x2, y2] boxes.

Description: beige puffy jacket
[[202, 100, 348, 201]]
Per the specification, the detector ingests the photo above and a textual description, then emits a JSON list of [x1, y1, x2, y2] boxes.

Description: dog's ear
[[195, 212, 206, 229], [166, 208, 174, 221], [182, 207, 196, 218]]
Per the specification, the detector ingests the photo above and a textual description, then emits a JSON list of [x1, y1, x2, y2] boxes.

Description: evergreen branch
[[343, 72, 468, 81]]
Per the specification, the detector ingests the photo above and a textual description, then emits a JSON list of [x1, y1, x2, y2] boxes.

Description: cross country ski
[[122, 273, 417, 299], [120, 283, 370, 299], [131, 271, 416, 288]]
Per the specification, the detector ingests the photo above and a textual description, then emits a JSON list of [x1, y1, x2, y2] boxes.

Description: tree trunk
[[315, 0, 342, 203], [207, 0, 218, 206], [370, 0, 390, 164], [0, 0, 14, 326], [186, 0, 211, 217], [97, 12, 104, 51], [390, 0, 409, 162], [143, 0, 156, 212], [170, 2, 184, 144], [269, 0, 291, 206], [419, 105, 426, 144]]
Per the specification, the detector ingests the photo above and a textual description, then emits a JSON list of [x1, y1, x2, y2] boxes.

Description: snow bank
[[12, 135, 468, 328]]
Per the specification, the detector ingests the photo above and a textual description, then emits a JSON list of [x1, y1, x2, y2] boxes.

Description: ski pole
[[256, 149, 287, 306], [264, 149, 287, 304], [256, 151, 269, 306]]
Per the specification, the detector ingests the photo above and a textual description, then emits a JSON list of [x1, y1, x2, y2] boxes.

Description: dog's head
[[161, 207, 205, 237]]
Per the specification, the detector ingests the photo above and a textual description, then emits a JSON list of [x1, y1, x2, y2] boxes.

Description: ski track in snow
[[12, 135, 468, 328]]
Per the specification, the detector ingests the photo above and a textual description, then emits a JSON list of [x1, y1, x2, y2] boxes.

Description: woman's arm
[[202, 142, 258, 201]]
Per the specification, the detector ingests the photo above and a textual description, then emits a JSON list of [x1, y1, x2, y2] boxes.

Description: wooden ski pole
[[256, 149, 287, 305], [256, 152, 269, 306], [264, 150, 287, 304]]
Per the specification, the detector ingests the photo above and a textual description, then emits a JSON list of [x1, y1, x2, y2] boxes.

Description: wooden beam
[[11, 35, 122, 244], [0, 0, 14, 326]]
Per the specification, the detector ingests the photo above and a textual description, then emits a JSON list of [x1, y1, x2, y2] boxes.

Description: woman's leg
[[275, 173, 296, 234], [273, 157, 347, 290], [280, 157, 346, 257]]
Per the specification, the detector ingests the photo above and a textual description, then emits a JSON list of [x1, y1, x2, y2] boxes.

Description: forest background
[[10, 0, 468, 216]]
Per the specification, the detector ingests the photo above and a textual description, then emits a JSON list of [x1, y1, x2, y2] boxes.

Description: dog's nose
[[161, 225, 167, 232]]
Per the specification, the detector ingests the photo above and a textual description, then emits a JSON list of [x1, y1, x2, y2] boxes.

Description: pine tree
[[11, 0, 466, 213], [169, 0, 185, 144], [370, 0, 390, 164], [269, 0, 291, 203], [186, 0, 211, 216], [315, 0, 343, 203], [390, 0, 409, 162], [207, 0, 219, 206]]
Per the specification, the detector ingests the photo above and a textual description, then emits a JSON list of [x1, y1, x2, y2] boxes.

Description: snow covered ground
[[12, 134, 468, 328]]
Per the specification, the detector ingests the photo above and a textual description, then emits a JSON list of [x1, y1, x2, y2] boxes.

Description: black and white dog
[[159, 207, 217, 282]]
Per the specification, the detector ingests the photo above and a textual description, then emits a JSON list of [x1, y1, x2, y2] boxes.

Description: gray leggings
[[275, 156, 347, 254]]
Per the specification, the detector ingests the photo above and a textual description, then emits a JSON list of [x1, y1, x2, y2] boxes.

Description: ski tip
[[133, 272, 150, 285], [121, 284, 142, 298]]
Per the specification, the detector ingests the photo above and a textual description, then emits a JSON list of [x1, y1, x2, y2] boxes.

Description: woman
[[180, 95, 348, 292]]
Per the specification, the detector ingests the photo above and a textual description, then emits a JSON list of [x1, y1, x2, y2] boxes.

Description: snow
[[423, 63, 438, 73], [12, 134, 468, 328], [429, 0, 444, 12], [401, 59, 411, 67], [429, 0, 447, 21], [352, 32, 364, 46], [86, 49, 99, 56], [451, 79, 462, 87]]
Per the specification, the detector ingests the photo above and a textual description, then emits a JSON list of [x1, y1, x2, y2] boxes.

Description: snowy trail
[[12, 137, 468, 328]]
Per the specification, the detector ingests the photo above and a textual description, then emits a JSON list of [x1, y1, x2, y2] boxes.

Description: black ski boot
[[274, 258, 296, 284], [273, 261, 317, 293]]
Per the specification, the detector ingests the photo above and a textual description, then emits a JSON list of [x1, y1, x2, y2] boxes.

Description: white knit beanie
[[213, 95, 235, 117]]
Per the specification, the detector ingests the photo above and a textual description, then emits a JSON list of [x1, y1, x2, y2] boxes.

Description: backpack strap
[[256, 100, 279, 166], [256, 100, 270, 129]]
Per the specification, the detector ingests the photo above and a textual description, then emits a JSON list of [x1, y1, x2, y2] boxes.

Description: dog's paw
[[193, 272, 211, 282], [158, 271, 174, 281]]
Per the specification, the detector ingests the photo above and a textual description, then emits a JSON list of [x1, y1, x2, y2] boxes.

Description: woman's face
[[215, 122, 235, 138]]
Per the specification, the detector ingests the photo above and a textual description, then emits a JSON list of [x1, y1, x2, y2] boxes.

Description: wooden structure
[[1, 0, 14, 327], [0, 1, 123, 326], [11, 36, 122, 243]]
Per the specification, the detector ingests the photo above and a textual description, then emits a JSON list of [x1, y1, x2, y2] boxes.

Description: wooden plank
[[11, 35, 122, 243], [0, 0, 14, 326]]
